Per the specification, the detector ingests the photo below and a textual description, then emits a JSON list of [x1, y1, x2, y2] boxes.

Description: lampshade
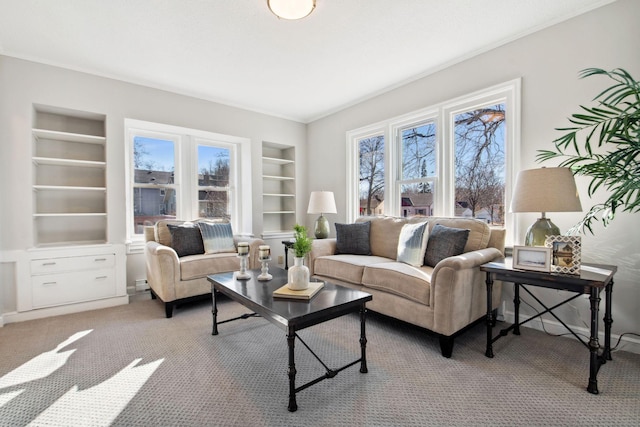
[[307, 191, 337, 214], [510, 167, 582, 246], [307, 191, 336, 239], [267, 0, 316, 20], [510, 167, 582, 213]]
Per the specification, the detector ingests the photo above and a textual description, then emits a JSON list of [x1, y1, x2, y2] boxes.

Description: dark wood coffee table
[[207, 267, 372, 412]]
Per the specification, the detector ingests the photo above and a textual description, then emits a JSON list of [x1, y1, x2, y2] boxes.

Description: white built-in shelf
[[33, 185, 106, 192], [262, 156, 295, 165], [33, 128, 106, 144], [34, 213, 107, 218], [263, 174, 295, 181], [32, 157, 106, 168], [263, 211, 295, 214], [263, 193, 295, 197]]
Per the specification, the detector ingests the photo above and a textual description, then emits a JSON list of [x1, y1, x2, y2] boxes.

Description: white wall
[[0, 56, 307, 304], [306, 0, 640, 350]]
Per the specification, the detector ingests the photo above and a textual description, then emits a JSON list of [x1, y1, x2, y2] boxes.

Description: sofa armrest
[[429, 247, 504, 335], [309, 238, 337, 276], [145, 241, 181, 302]]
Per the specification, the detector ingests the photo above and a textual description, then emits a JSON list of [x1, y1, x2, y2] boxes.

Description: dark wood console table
[[481, 259, 616, 395]]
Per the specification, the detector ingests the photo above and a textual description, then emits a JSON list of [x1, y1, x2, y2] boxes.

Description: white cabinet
[[262, 142, 296, 237], [25, 245, 126, 311], [32, 106, 107, 247]]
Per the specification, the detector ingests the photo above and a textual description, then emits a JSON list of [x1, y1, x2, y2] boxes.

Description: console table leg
[[360, 304, 368, 373], [287, 328, 298, 412], [603, 280, 614, 361], [211, 288, 218, 336], [587, 287, 601, 394], [485, 273, 494, 358], [513, 283, 521, 335]]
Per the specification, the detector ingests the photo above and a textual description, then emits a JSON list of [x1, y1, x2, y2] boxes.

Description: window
[[125, 120, 252, 251], [347, 80, 520, 243]]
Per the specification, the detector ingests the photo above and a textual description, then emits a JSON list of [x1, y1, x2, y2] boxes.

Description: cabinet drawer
[[32, 269, 116, 308], [31, 254, 115, 275]]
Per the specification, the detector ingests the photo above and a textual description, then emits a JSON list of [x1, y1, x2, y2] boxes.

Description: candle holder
[[257, 258, 273, 281], [235, 253, 251, 280]]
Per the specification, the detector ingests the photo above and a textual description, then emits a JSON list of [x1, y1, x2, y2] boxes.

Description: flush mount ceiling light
[[267, 0, 316, 20]]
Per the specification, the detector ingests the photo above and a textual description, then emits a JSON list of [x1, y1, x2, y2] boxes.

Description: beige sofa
[[308, 216, 505, 357], [144, 219, 265, 318]]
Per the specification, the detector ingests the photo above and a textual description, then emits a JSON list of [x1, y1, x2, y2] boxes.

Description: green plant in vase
[[288, 224, 312, 290], [537, 68, 640, 234], [292, 224, 312, 257]]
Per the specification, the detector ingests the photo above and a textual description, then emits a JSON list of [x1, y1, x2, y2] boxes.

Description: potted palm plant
[[537, 68, 640, 234], [288, 224, 312, 290]]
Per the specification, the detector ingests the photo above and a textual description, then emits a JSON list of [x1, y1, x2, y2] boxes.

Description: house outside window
[[347, 80, 520, 243]]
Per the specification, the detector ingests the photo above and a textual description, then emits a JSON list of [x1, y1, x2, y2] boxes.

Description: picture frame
[[545, 235, 582, 275], [513, 246, 552, 272]]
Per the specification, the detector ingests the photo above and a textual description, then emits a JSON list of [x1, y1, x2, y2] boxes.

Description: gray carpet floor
[[0, 294, 638, 426]]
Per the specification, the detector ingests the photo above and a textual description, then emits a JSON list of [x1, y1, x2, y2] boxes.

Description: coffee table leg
[[287, 328, 298, 412], [360, 304, 368, 373], [211, 288, 218, 336]]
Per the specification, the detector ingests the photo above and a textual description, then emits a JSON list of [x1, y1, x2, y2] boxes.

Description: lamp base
[[314, 214, 330, 239], [524, 217, 560, 246]]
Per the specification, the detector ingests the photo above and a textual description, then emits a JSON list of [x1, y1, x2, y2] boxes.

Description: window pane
[[359, 135, 385, 216], [454, 104, 505, 225], [400, 183, 433, 218], [198, 145, 230, 219], [133, 137, 175, 184], [401, 122, 436, 180], [133, 187, 176, 234]]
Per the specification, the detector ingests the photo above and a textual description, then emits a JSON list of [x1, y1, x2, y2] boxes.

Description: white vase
[[287, 257, 309, 290]]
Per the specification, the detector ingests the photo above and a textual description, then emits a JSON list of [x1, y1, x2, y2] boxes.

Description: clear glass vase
[[287, 257, 309, 290]]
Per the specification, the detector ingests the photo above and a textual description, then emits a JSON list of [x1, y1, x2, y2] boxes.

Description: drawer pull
[[95, 276, 108, 280], [94, 258, 107, 262], [42, 262, 57, 266], [42, 281, 57, 286]]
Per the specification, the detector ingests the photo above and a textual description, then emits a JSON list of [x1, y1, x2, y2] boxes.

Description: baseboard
[[1, 295, 130, 325], [135, 279, 149, 292], [502, 309, 640, 355]]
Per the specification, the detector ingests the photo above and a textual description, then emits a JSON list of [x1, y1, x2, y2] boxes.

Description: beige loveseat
[[144, 219, 265, 318], [308, 216, 505, 357]]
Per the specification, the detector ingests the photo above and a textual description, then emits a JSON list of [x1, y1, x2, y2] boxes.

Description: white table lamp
[[307, 191, 337, 239], [510, 167, 582, 246]]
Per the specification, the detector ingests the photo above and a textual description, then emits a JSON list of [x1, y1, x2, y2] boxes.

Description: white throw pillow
[[396, 222, 429, 267]]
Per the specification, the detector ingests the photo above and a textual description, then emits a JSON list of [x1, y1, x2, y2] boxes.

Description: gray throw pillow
[[424, 224, 470, 267], [335, 222, 371, 255], [167, 223, 205, 257], [198, 221, 236, 254]]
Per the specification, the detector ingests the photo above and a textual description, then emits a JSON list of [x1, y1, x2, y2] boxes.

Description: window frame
[[347, 79, 521, 245], [125, 119, 252, 253]]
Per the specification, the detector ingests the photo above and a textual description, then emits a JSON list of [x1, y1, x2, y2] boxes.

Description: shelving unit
[[32, 107, 107, 247], [262, 142, 296, 237], [17, 105, 128, 317]]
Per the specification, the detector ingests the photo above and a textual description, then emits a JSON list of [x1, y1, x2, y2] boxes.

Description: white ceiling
[[0, 0, 615, 123]]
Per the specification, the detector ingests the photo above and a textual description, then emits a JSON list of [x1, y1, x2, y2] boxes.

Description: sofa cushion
[[361, 262, 432, 306], [335, 222, 371, 255], [314, 254, 389, 285], [364, 216, 408, 259], [424, 224, 470, 267], [197, 221, 236, 254], [156, 220, 186, 247], [396, 222, 429, 267], [180, 252, 240, 281], [167, 224, 205, 257], [426, 217, 490, 253]]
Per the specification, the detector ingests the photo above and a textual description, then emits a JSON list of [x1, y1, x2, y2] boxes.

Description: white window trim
[[346, 79, 521, 246], [125, 119, 252, 253]]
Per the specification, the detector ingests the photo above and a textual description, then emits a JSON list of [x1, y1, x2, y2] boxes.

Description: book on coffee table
[[273, 282, 324, 300]]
